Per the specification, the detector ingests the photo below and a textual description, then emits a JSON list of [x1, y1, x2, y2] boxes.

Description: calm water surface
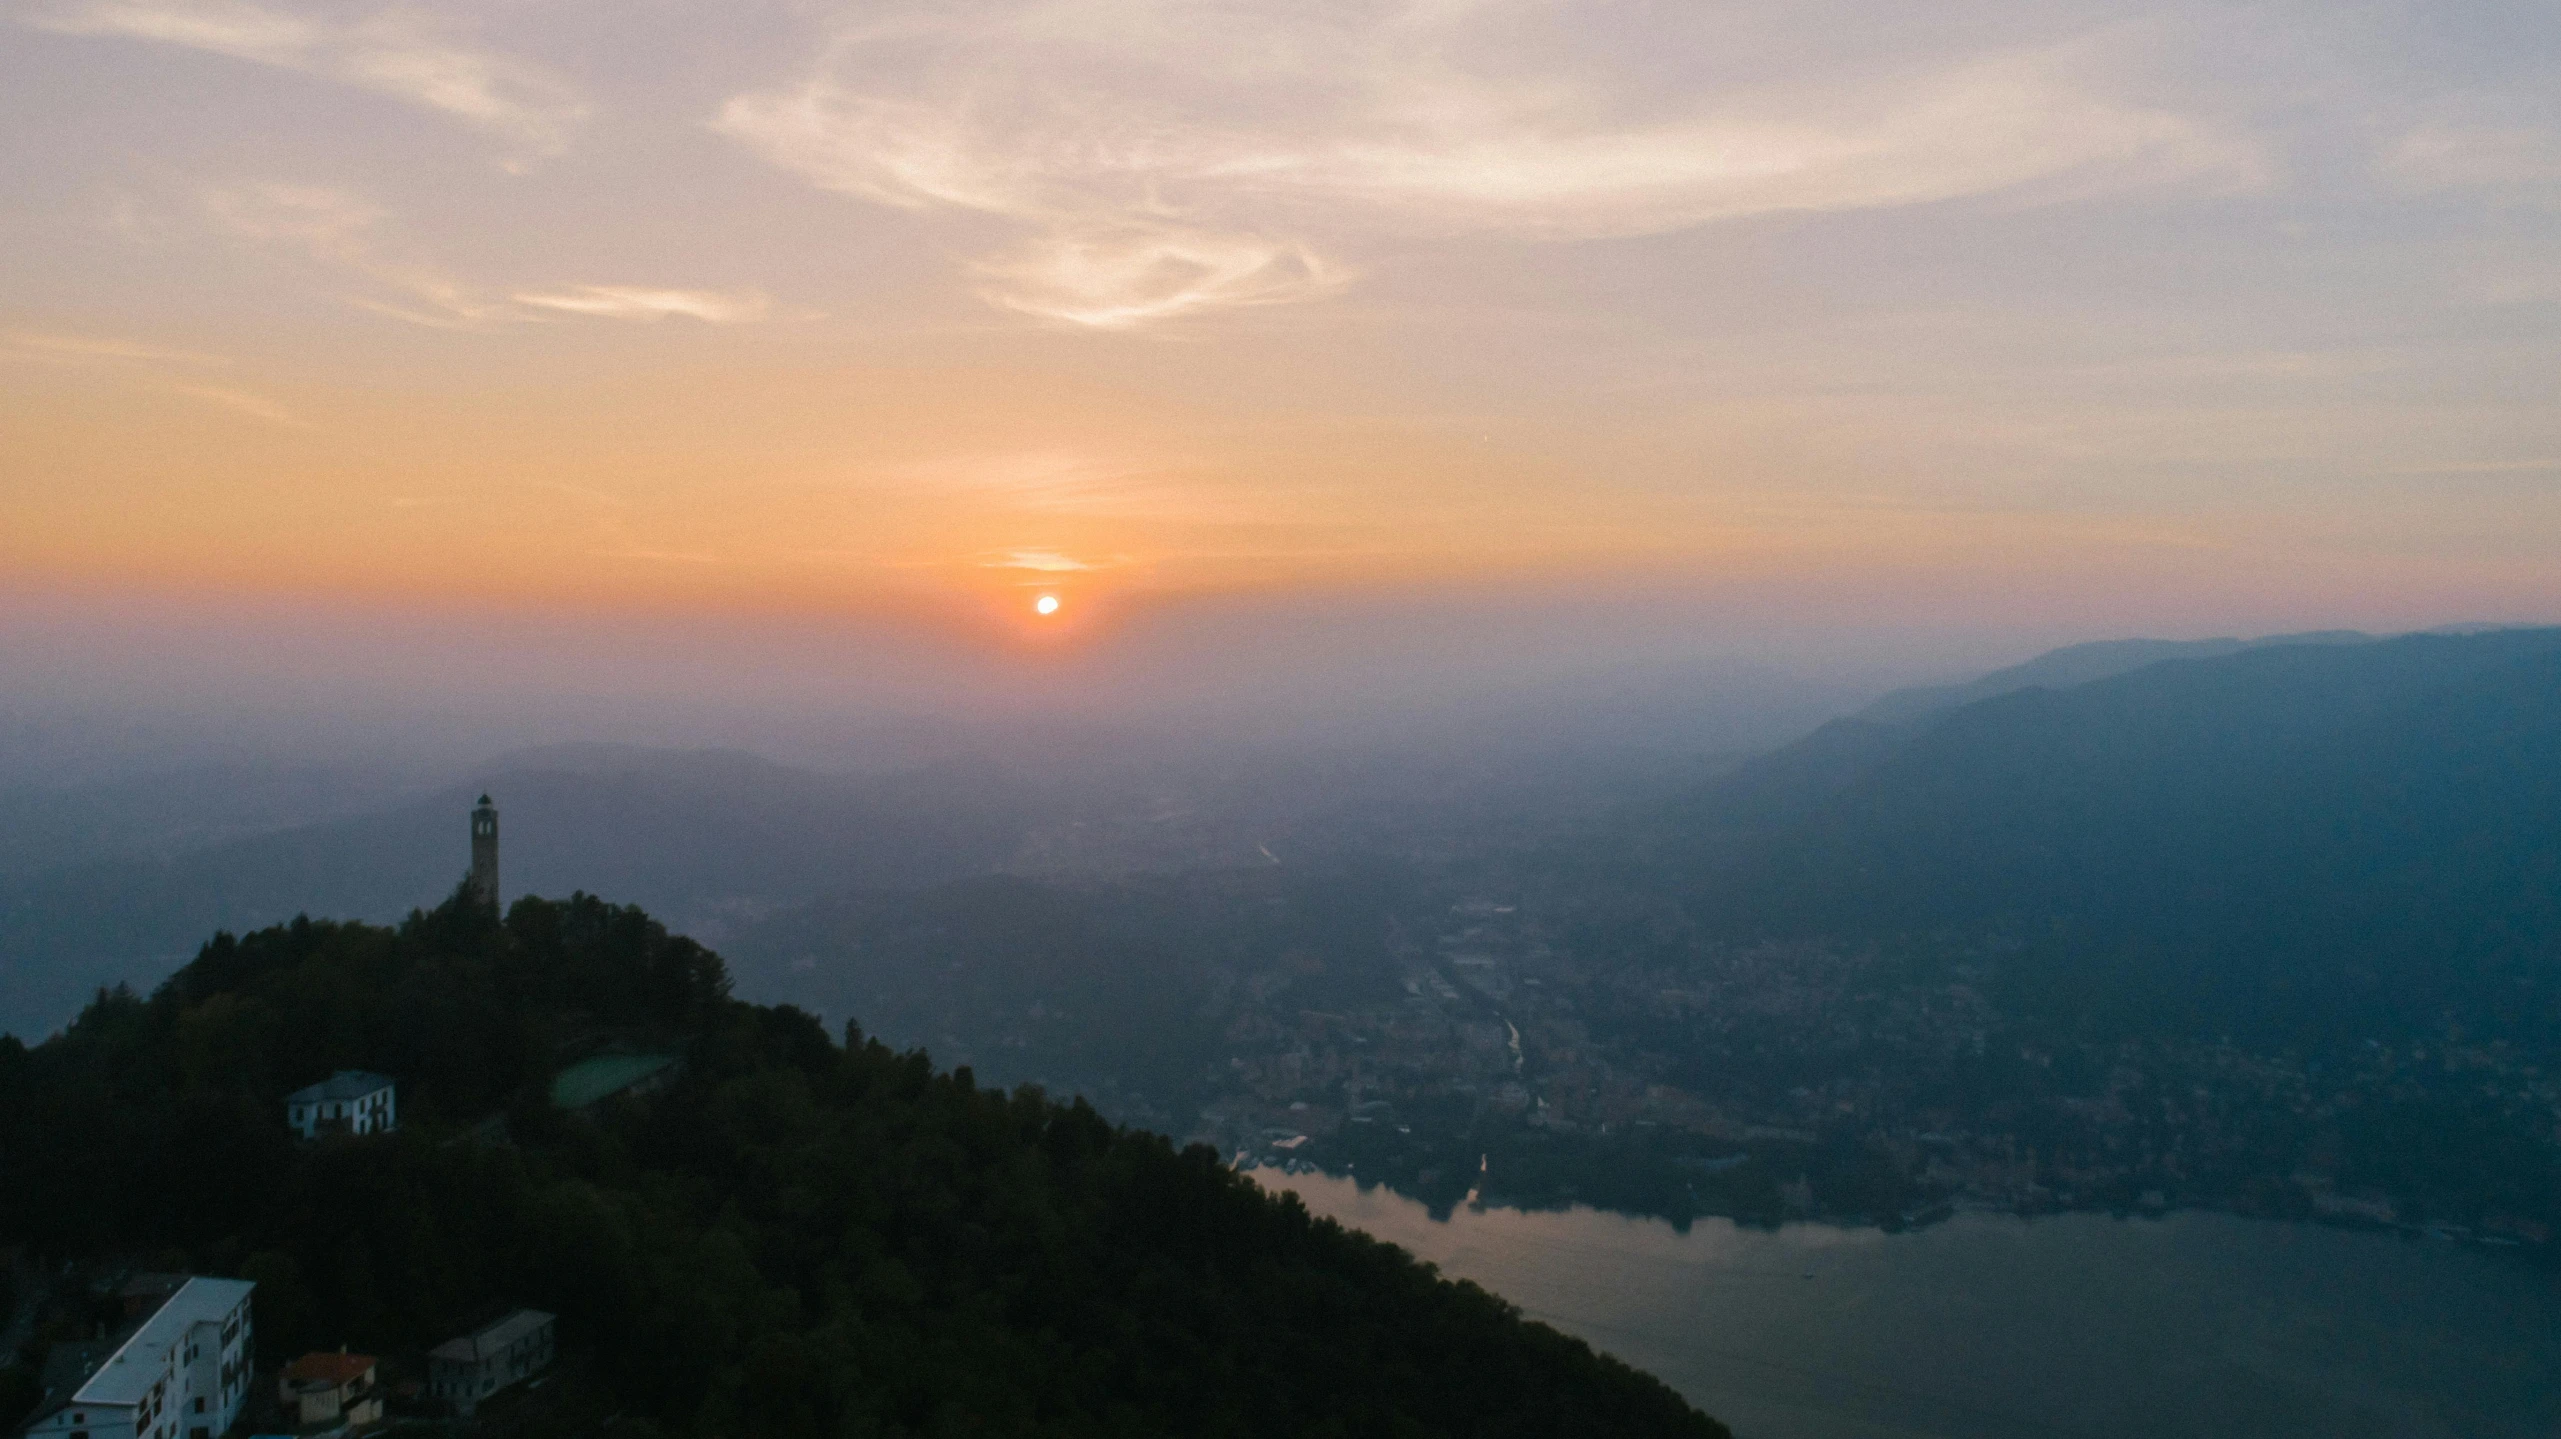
[[1262, 1173, 2561, 1439]]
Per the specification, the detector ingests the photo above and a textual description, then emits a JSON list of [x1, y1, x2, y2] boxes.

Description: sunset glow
[[0, 0, 2554, 693]]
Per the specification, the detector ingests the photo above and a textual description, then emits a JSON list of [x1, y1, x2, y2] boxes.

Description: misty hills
[[0, 732, 1747, 1042], [11, 623, 2558, 1062], [1682, 627, 2561, 1045], [1706, 630, 2385, 830], [0, 761, 406, 881], [0, 746, 1028, 1040], [1850, 630, 2377, 726]]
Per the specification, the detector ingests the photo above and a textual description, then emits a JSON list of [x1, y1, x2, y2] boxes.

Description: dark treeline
[[0, 890, 1723, 1439]]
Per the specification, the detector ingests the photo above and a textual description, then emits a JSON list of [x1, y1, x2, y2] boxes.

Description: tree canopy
[[0, 888, 1725, 1439]]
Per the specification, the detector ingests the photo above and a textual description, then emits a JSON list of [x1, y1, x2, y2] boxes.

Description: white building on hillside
[[285, 1071, 396, 1140], [20, 1278, 254, 1439], [428, 1310, 555, 1417]]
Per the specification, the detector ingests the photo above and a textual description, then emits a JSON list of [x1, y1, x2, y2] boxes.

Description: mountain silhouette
[[1682, 628, 2561, 1044]]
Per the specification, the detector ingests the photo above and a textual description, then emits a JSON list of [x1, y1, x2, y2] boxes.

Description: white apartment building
[[21, 1278, 255, 1439], [428, 1310, 555, 1417], [285, 1071, 396, 1140]]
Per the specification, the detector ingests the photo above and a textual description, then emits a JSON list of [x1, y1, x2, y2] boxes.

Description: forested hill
[[1680, 627, 2561, 1046], [0, 891, 1724, 1439]]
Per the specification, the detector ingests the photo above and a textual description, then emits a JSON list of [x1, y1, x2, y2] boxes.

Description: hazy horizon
[[5, 590, 2546, 789], [7, 0, 2558, 732]]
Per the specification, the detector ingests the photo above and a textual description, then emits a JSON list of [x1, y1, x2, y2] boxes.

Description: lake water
[[1260, 1173, 2561, 1439]]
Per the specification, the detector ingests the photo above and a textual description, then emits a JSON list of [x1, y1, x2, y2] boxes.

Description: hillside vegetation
[[0, 891, 1723, 1439]]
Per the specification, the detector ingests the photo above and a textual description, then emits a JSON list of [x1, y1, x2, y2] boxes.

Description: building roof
[[550, 1052, 678, 1109], [73, 1278, 255, 1406], [286, 1070, 395, 1104], [283, 1353, 377, 1388], [431, 1309, 554, 1364]]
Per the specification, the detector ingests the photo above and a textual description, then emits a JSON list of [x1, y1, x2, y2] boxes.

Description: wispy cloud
[[205, 183, 787, 329], [512, 286, 776, 324], [166, 381, 308, 427], [1, 330, 230, 366], [972, 229, 1342, 330], [716, 1, 2254, 327], [23, 0, 588, 162], [204, 182, 510, 327], [984, 547, 1110, 573], [2381, 124, 2561, 197], [203, 182, 385, 251], [2, 328, 305, 425]]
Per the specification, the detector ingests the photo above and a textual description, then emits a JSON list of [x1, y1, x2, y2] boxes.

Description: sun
[[1034, 594, 1061, 616]]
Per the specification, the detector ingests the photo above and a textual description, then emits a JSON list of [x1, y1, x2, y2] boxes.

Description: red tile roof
[[285, 1353, 377, 1387]]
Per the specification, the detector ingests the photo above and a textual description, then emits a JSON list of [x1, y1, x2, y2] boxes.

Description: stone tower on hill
[[470, 794, 500, 908]]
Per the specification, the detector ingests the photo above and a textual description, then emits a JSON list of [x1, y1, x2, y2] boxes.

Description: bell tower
[[469, 794, 500, 908]]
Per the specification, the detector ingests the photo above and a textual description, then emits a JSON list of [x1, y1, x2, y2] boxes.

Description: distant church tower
[[469, 794, 500, 908]]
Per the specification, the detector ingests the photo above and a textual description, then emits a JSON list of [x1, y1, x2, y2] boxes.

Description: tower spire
[[469, 794, 500, 908]]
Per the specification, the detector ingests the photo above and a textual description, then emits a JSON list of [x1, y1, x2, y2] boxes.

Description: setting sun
[[1035, 594, 1061, 616]]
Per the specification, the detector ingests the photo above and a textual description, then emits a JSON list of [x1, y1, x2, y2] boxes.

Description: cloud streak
[[166, 381, 309, 427], [2, 329, 305, 425], [716, 1, 2254, 327], [513, 286, 776, 324], [2381, 124, 2561, 197], [1, 330, 231, 366], [985, 547, 1111, 573], [23, 0, 588, 160], [204, 182, 508, 328], [204, 184, 781, 329]]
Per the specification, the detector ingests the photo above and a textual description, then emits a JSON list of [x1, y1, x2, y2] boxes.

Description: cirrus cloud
[[714, 0, 2257, 328], [21, 0, 588, 162], [2381, 123, 2561, 198], [512, 286, 778, 324], [2, 328, 306, 426], [203, 183, 782, 329]]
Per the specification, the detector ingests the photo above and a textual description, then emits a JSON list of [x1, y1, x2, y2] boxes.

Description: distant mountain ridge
[[1853, 631, 2378, 724], [1702, 627, 2491, 830], [0, 745, 1030, 1039], [1681, 627, 2561, 1045]]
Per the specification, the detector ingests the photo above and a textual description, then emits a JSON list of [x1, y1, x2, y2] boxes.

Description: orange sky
[[4, 0, 2557, 683]]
